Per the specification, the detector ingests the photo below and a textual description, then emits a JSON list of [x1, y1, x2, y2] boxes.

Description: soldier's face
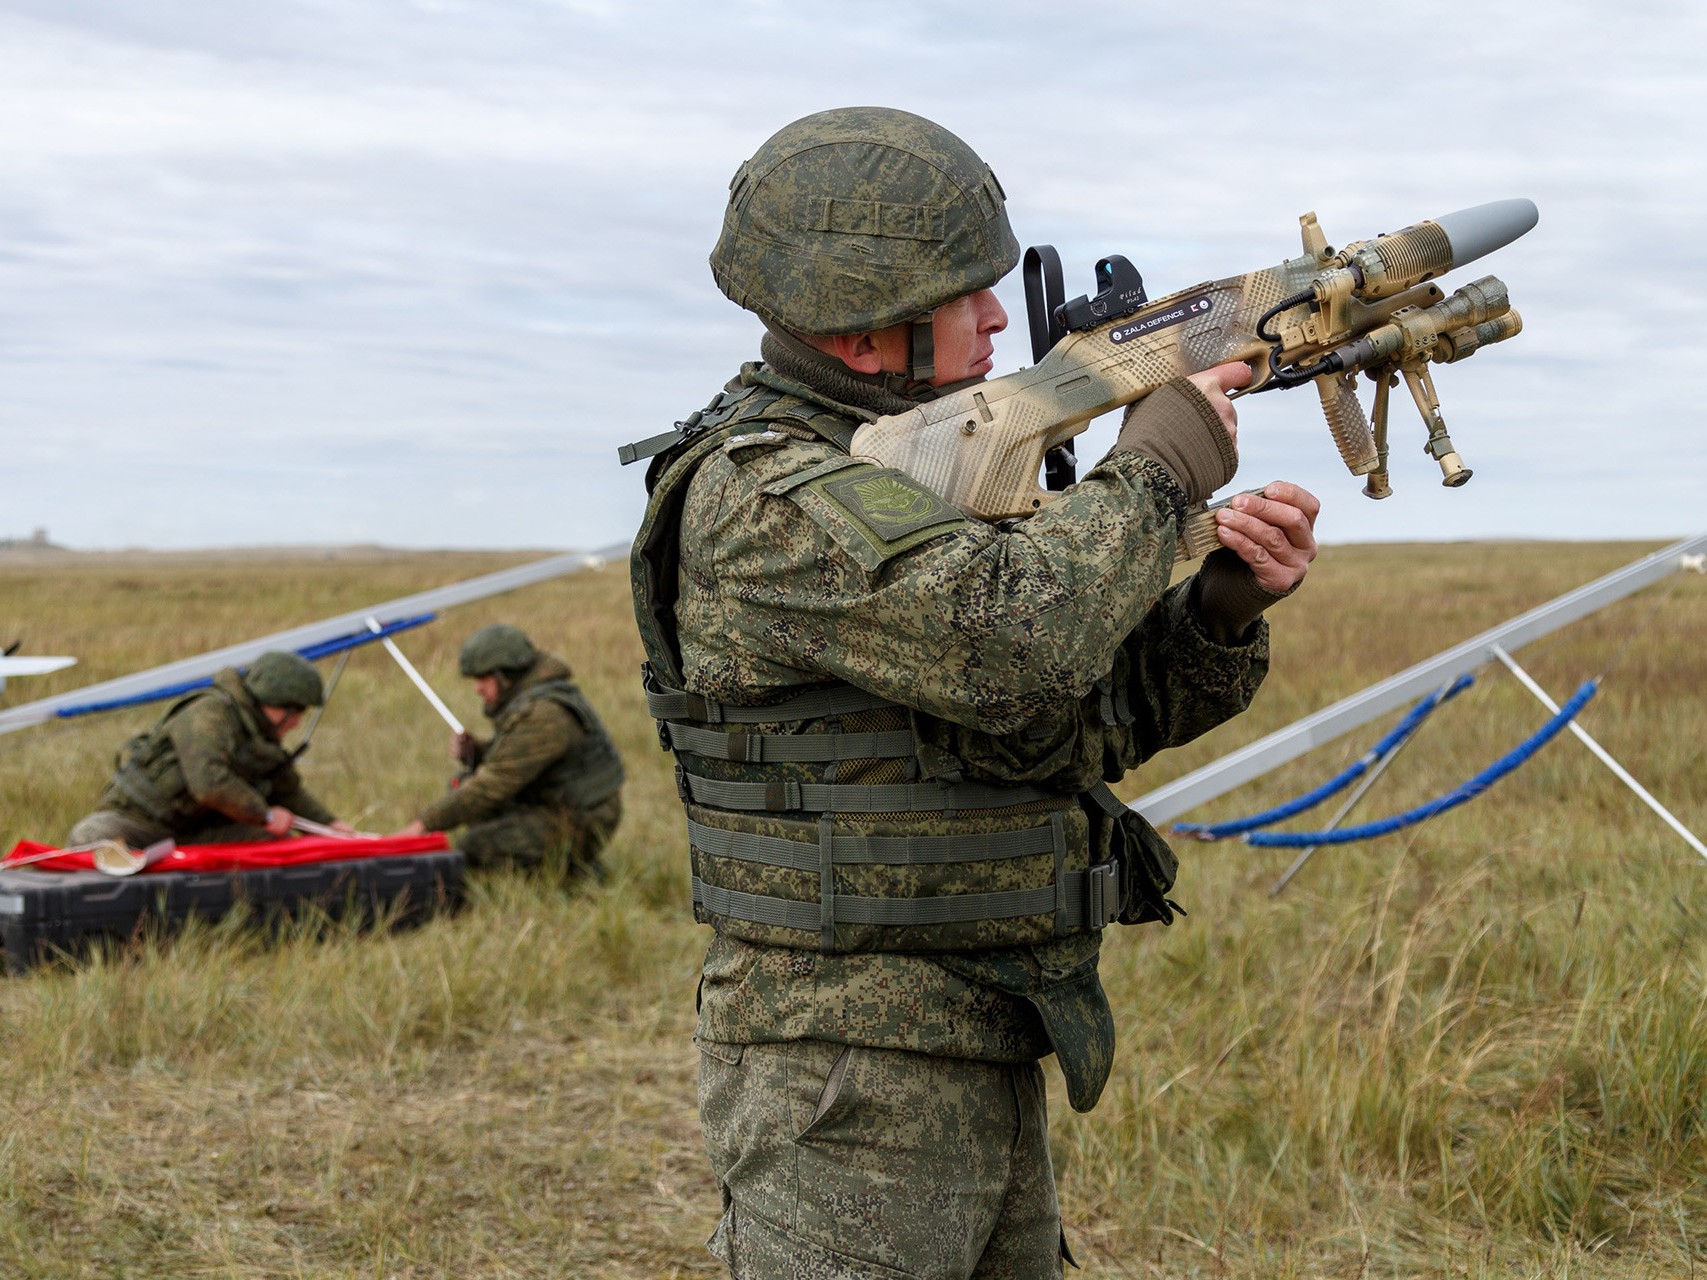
[[866, 288, 1007, 386], [262, 706, 304, 736], [922, 289, 1008, 384], [472, 674, 502, 708]]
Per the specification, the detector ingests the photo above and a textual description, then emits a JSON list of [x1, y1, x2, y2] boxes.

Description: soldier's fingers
[[1217, 507, 1303, 563], [1222, 490, 1319, 556], [1216, 520, 1309, 592], [1253, 481, 1322, 527], [1184, 363, 1250, 441], [1197, 360, 1253, 394]]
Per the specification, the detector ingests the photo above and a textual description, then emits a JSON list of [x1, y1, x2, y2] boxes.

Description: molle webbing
[[645, 681, 894, 725], [687, 817, 1059, 867], [693, 867, 1121, 935], [679, 772, 1052, 815], [665, 721, 916, 764], [645, 670, 1125, 952]]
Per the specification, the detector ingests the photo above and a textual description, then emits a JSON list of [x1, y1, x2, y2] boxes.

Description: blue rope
[[1173, 672, 1477, 840], [53, 614, 436, 719], [1246, 679, 1598, 847]]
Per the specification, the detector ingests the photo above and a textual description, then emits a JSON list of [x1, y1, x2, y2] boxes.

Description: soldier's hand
[[1184, 361, 1253, 446], [264, 806, 295, 837], [329, 819, 357, 836], [1214, 481, 1320, 594], [391, 818, 428, 838], [452, 731, 478, 766], [1115, 361, 1247, 503]]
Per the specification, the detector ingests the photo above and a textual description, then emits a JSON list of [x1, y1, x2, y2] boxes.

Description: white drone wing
[[0, 655, 76, 695]]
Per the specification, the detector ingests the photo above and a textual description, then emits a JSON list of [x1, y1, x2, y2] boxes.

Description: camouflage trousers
[[698, 1038, 1065, 1279], [458, 792, 622, 880], [66, 809, 276, 848]]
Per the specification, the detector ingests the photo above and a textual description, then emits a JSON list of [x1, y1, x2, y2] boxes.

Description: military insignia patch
[[820, 468, 959, 541]]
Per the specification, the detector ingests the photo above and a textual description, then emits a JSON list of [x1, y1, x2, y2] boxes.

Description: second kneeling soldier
[[402, 625, 624, 879]]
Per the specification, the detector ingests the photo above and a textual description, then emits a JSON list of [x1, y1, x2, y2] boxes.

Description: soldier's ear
[[827, 331, 887, 375]]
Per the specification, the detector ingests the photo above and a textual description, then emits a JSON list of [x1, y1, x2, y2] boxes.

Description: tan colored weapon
[[850, 200, 1537, 553]]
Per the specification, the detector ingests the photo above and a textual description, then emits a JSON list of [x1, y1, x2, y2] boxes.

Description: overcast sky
[[1, 0, 1701, 552]]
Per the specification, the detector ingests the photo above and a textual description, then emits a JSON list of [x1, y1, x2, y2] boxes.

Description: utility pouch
[[1086, 782, 1184, 926]]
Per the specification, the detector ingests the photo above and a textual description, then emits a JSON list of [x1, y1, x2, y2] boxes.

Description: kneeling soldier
[[67, 651, 351, 847], [396, 625, 624, 879]]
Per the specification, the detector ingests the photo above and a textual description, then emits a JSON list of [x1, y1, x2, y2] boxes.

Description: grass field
[[2, 539, 1704, 1278]]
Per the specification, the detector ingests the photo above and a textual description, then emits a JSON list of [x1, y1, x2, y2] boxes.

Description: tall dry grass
[[2, 540, 1704, 1277]]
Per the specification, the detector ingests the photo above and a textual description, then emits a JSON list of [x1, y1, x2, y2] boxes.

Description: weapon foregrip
[[1314, 373, 1379, 476]]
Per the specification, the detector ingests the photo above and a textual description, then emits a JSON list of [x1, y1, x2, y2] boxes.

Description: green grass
[[2, 540, 1705, 1277]]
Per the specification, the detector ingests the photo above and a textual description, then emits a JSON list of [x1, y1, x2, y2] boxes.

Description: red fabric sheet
[[3, 833, 451, 875]]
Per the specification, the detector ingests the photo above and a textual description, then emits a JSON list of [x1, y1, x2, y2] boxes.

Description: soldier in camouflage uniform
[[622, 107, 1320, 1278], [66, 651, 352, 847], [395, 624, 625, 879]]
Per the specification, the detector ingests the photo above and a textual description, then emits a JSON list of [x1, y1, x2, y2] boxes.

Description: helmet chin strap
[[907, 314, 936, 384]]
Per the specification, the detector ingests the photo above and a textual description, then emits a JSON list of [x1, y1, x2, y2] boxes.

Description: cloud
[[1, 1, 1700, 549]]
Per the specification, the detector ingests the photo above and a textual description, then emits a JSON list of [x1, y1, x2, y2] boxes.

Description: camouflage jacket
[[99, 667, 335, 831], [654, 351, 1269, 1111], [420, 653, 624, 831]]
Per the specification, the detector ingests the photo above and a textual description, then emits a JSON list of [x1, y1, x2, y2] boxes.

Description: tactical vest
[[105, 684, 289, 824], [624, 369, 1178, 956], [498, 678, 626, 810]]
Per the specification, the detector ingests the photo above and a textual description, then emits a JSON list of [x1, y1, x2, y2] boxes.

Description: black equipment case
[[0, 849, 466, 974]]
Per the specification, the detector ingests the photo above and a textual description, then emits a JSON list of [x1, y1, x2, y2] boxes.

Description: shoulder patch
[[777, 464, 966, 571]]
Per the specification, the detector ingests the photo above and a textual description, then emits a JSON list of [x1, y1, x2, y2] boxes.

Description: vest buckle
[[1086, 860, 1121, 928]]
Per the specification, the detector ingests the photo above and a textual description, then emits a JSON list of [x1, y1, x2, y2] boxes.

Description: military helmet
[[243, 651, 324, 709], [709, 106, 1020, 336], [459, 624, 538, 677]]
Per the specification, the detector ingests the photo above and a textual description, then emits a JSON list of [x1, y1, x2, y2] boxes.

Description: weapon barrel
[[1433, 199, 1540, 270], [1356, 199, 1538, 296]]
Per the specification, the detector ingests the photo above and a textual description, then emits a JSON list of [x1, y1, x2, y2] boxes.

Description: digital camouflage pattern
[[643, 358, 1270, 1114], [456, 790, 622, 878], [70, 667, 336, 843], [419, 651, 625, 848], [699, 1039, 1063, 1278], [709, 106, 1020, 336]]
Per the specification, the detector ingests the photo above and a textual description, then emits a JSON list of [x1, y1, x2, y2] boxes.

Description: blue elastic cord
[[1246, 680, 1597, 847], [53, 614, 436, 719], [1174, 672, 1476, 840]]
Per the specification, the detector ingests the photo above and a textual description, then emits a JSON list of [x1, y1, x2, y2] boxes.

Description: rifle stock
[[849, 200, 1537, 542]]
